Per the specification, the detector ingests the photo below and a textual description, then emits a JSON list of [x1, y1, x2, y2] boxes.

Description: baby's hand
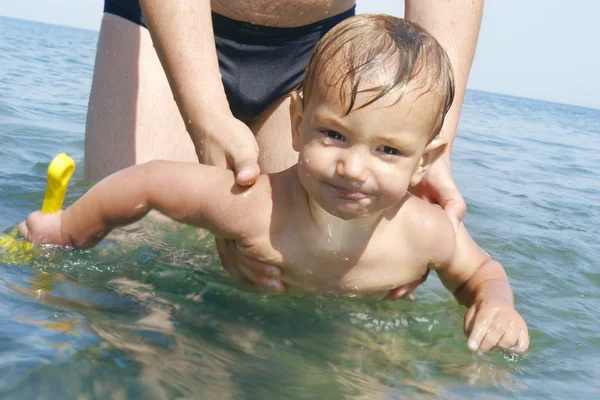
[[464, 298, 529, 354], [19, 211, 69, 246]]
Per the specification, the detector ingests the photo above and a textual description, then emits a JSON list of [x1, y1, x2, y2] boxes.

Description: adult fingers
[[217, 239, 248, 281], [439, 181, 467, 230], [425, 157, 466, 230], [239, 252, 282, 278], [229, 261, 284, 292], [216, 239, 284, 292], [443, 198, 467, 231], [387, 270, 430, 300], [236, 251, 285, 292]]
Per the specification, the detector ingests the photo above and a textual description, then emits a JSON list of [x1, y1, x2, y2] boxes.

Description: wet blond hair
[[299, 14, 455, 136]]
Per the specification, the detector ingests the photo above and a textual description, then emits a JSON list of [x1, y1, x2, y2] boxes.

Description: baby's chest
[[278, 241, 429, 295]]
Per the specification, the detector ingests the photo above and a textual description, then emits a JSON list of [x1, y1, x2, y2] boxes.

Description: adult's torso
[[211, 0, 355, 27]]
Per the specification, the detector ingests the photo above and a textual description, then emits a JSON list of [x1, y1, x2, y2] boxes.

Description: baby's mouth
[[327, 183, 370, 200]]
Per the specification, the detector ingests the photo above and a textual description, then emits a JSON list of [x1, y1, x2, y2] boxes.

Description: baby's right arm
[[429, 218, 529, 353], [20, 161, 266, 248], [409, 202, 528, 353]]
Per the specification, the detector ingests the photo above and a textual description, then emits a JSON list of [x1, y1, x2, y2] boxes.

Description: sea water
[[1, 16, 599, 399]]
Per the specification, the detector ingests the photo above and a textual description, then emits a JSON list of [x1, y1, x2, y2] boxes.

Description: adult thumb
[[442, 194, 467, 231], [229, 145, 260, 187]]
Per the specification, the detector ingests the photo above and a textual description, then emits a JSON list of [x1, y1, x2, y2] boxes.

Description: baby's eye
[[378, 146, 401, 156], [322, 130, 345, 142]]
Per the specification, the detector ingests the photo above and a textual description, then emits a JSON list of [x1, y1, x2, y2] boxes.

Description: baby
[[20, 14, 529, 354]]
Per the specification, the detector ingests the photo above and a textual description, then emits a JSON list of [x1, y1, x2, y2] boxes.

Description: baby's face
[[292, 79, 443, 220]]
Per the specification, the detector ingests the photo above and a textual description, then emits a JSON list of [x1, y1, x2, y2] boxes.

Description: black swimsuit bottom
[[104, 0, 355, 120]]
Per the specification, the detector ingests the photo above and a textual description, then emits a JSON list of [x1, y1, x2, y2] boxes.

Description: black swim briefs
[[104, 0, 355, 120]]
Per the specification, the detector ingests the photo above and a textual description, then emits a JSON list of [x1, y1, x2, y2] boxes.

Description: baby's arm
[[427, 216, 529, 353], [20, 161, 265, 248]]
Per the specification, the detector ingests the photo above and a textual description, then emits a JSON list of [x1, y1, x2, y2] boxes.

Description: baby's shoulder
[[398, 195, 456, 266], [402, 195, 452, 227]]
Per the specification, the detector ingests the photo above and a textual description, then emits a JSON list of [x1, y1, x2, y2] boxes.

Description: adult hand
[[197, 117, 284, 287], [196, 116, 261, 187], [216, 238, 285, 292], [218, 239, 432, 297], [410, 156, 466, 230], [386, 270, 430, 300]]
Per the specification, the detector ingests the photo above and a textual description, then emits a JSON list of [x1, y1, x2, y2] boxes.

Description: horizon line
[[1, 15, 598, 112]]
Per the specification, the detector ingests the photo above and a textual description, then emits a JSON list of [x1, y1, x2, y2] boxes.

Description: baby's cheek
[[299, 147, 332, 176], [379, 170, 410, 199]]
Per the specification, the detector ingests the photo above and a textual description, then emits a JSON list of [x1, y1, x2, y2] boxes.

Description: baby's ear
[[410, 138, 447, 186], [289, 92, 304, 152]]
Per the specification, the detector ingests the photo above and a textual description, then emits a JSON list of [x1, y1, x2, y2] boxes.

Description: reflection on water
[[4, 16, 599, 400], [1, 220, 525, 399]]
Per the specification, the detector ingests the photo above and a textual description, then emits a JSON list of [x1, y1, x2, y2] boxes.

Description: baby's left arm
[[430, 222, 529, 354]]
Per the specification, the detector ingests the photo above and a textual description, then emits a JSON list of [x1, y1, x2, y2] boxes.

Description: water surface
[[1, 16, 599, 399]]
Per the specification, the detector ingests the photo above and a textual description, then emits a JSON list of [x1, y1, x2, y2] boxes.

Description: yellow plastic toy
[[0, 153, 75, 261], [41, 153, 75, 213]]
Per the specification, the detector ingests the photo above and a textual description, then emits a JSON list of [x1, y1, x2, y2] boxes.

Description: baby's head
[[300, 13, 454, 137], [291, 14, 456, 220]]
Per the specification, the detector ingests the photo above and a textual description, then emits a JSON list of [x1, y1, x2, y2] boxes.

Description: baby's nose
[[336, 148, 369, 182]]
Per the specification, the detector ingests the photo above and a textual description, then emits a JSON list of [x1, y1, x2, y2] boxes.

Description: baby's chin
[[323, 204, 381, 221]]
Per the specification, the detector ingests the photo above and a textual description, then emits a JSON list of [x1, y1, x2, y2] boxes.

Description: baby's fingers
[[471, 320, 509, 353], [464, 304, 477, 336], [467, 309, 496, 353], [18, 220, 30, 241], [18, 211, 42, 242], [467, 310, 530, 353], [496, 321, 520, 350], [514, 328, 530, 353], [497, 328, 529, 353]]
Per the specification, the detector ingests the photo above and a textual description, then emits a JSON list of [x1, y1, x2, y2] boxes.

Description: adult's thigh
[[84, 13, 196, 182], [247, 95, 298, 174]]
